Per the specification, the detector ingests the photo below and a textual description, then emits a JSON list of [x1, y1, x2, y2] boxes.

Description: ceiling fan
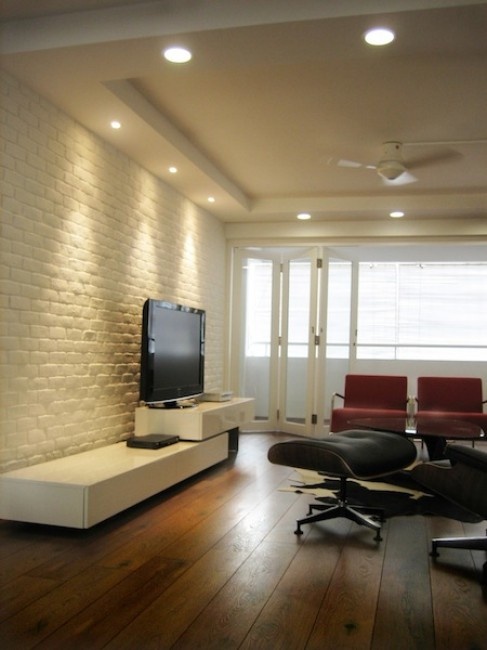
[[328, 139, 484, 186]]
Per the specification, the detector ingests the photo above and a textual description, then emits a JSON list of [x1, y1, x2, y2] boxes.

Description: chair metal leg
[[430, 531, 487, 584], [431, 534, 487, 557], [295, 504, 341, 535], [309, 498, 385, 523]]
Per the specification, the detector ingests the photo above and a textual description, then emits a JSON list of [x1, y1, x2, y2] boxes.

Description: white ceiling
[[1, 0, 487, 230]]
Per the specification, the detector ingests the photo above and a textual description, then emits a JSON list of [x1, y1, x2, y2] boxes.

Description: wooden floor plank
[[240, 516, 354, 649], [0, 574, 58, 624], [171, 539, 298, 649], [33, 556, 188, 650], [0, 525, 85, 585], [371, 515, 435, 650], [103, 491, 298, 649], [306, 522, 385, 650], [427, 516, 487, 650], [0, 563, 132, 648], [0, 434, 485, 650]]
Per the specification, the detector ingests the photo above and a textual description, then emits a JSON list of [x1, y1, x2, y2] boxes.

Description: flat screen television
[[139, 299, 205, 407]]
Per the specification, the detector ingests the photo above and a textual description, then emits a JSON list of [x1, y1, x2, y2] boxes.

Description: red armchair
[[330, 374, 408, 433], [417, 376, 487, 434]]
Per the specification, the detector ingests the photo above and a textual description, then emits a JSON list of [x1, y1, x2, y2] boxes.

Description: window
[[244, 258, 273, 357], [357, 262, 487, 360], [326, 260, 352, 359]]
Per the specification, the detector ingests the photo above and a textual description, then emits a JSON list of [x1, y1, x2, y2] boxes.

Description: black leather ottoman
[[268, 429, 417, 540]]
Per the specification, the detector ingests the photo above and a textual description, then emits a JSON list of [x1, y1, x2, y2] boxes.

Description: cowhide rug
[[281, 468, 481, 522]]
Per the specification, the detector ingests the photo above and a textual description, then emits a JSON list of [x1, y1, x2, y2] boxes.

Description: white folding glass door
[[230, 250, 279, 428], [323, 258, 354, 426], [230, 248, 352, 434], [279, 249, 321, 435]]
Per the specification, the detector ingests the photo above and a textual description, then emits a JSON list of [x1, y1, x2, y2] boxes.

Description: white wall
[[0, 71, 227, 472]]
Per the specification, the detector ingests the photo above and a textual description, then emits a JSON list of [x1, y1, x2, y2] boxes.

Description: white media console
[[0, 398, 254, 528]]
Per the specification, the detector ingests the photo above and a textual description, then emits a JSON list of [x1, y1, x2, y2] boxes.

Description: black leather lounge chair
[[411, 443, 487, 584]]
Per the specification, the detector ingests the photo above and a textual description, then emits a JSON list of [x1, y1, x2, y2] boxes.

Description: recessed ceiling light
[[364, 28, 395, 46], [163, 47, 192, 63], [208, 196, 215, 203], [110, 120, 121, 129], [168, 166, 178, 174], [390, 210, 405, 218], [297, 212, 311, 220]]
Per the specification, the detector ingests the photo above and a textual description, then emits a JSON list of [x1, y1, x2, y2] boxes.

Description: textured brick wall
[[0, 71, 227, 471]]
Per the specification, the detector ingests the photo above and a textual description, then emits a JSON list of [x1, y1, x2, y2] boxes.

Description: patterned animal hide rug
[[281, 468, 481, 523]]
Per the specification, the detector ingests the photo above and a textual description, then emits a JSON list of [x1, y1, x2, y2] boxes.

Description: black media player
[[126, 434, 180, 449]]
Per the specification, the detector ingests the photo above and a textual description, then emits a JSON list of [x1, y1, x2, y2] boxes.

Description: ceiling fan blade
[[338, 158, 363, 168], [405, 139, 487, 146], [326, 156, 364, 168], [407, 149, 462, 170]]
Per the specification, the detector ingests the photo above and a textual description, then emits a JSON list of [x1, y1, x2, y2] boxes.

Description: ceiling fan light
[[377, 159, 405, 181], [364, 28, 395, 46]]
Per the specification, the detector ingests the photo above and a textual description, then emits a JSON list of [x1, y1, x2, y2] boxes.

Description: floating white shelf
[[0, 398, 254, 528]]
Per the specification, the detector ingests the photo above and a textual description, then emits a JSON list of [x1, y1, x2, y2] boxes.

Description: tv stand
[[135, 397, 254, 444], [0, 398, 254, 528]]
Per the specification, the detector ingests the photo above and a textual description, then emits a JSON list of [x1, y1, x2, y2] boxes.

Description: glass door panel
[[280, 249, 319, 435], [323, 258, 353, 428], [230, 250, 279, 429]]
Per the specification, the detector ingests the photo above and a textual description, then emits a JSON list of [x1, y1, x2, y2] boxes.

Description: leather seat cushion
[[268, 429, 417, 480]]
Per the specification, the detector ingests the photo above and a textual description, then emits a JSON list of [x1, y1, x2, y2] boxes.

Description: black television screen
[[139, 299, 205, 406]]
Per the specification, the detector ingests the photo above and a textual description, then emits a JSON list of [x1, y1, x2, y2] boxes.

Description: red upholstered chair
[[417, 377, 487, 434], [330, 374, 408, 433]]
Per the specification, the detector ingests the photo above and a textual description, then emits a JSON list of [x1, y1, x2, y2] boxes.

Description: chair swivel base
[[295, 500, 383, 541], [295, 476, 385, 541]]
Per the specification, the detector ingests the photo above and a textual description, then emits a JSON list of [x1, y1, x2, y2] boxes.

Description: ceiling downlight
[[163, 47, 192, 63], [364, 28, 395, 46]]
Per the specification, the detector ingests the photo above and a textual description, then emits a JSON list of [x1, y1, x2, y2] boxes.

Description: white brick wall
[[0, 71, 227, 472]]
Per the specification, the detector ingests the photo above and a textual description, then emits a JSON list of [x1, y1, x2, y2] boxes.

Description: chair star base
[[295, 475, 384, 540]]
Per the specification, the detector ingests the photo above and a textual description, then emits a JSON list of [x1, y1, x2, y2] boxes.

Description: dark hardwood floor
[[1, 432, 486, 650]]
